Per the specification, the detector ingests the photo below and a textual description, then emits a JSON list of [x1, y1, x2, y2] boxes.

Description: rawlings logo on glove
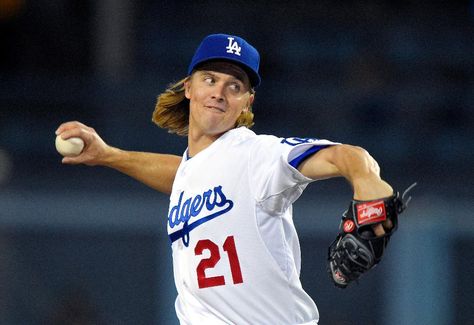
[[356, 201, 386, 225]]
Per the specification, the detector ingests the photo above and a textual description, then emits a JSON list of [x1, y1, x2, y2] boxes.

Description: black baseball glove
[[327, 183, 416, 288]]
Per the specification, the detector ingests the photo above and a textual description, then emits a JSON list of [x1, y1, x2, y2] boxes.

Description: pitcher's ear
[[244, 93, 255, 111], [184, 78, 192, 99]]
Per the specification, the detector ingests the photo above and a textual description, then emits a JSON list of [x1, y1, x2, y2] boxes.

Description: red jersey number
[[195, 236, 243, 289]]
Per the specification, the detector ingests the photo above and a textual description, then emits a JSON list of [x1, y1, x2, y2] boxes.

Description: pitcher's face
[[185, 62, 254, 137]]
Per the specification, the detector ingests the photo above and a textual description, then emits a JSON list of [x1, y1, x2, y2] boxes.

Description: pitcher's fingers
[[58, 128, 87, 141], [62, 155, 85, 165], [372, 223, 386, 237], [382, 219, 393, 230], [55, 121, 89, 135]]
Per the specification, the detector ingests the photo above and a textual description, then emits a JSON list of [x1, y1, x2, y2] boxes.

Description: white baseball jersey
[[167, 127, 337, 325]]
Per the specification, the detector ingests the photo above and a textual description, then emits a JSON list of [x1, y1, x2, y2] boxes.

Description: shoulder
[[225, 128, 339, 157], [223, 127, 279, 147]]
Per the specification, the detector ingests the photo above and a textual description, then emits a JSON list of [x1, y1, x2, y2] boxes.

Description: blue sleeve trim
[[289, 145, 330, 169]]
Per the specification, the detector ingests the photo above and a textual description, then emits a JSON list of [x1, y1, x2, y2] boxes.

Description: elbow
[[335, 144, 381, 179]]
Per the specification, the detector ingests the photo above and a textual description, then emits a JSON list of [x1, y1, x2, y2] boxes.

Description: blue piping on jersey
[[288, 145, 329, 169]]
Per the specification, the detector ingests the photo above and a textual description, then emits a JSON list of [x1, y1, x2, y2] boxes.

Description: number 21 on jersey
[[194, 235, 243, 289]]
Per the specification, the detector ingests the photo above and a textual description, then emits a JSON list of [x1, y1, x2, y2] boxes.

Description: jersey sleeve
[[249, 136, 339, 214]]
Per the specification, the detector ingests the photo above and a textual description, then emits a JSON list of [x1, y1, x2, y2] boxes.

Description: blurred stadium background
[[1, 0, 473, 324]]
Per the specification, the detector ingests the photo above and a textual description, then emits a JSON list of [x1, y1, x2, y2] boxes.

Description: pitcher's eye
[[229, 83, 241, 92], [204, 77, 214, 84]]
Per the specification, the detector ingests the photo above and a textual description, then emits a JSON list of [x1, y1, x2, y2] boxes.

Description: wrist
[[352, 176, 393, 201], [100, 146, 123, 167]]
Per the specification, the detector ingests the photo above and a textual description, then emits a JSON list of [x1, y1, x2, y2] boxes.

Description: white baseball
[[55, 135, 85, 157]]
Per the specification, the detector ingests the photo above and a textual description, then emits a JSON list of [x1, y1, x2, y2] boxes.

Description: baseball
[[55, 135, 84, 157]]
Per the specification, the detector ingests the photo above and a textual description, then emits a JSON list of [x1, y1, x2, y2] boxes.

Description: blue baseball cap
[[187, 34, 261, 88]]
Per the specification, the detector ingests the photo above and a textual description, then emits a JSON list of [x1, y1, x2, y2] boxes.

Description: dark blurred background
[[1, 0, 473, 324]]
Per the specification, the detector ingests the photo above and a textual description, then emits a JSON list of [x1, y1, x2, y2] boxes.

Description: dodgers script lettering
[[168, 186, 234, 246]]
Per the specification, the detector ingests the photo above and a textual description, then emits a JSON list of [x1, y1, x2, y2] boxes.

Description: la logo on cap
[[226, 37, 241, 56]]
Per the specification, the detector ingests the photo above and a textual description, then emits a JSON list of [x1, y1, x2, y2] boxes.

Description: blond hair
[[152, 77, 255, 136]]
